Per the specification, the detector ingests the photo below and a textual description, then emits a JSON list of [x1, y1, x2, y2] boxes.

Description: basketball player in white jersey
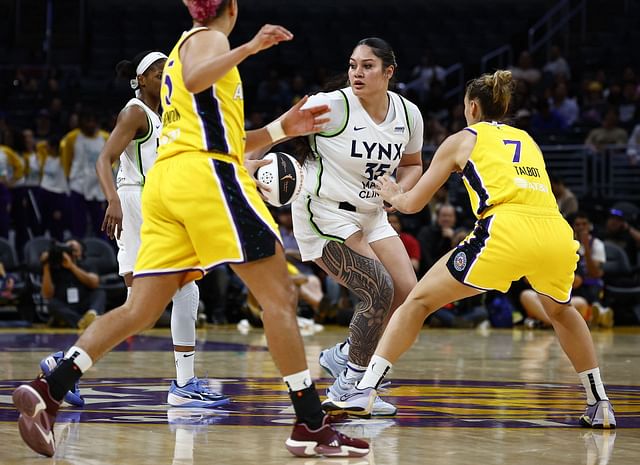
[[292, 37, 424, 415], [41, 51, 228, 408]]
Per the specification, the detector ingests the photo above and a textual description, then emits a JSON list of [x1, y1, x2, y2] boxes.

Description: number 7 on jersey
[[503, 139, 521, 163]]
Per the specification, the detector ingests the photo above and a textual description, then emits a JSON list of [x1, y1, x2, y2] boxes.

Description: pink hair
[[186, 0, 225, 22]]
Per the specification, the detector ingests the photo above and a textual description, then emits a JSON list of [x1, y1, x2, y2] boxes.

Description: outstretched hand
[[281, 95, 331, 138], [246, 24, 293, 55]]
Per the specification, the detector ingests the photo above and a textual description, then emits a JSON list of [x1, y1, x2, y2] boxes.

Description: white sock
[[579, 367, 609, 405], [283, 369, 313, 391], [345, 362, 366, 380], [64, 346, 93, 373], [357, 354, 392, 390], [339, 338, 350, 356], [126, 287, 132, 299], [175, 351, 195, 387]]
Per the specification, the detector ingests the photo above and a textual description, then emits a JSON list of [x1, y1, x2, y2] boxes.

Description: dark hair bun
[[116, 60, 136, 79]]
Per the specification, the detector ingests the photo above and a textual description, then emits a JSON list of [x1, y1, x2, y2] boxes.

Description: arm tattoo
[[322, 241, 394, 366]]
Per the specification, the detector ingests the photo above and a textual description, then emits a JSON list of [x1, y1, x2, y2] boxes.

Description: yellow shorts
[[134, 153, 280, 283], [446, 204, 578, 303]]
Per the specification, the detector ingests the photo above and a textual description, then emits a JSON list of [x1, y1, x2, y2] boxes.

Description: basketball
[[255, 152, 304, 207]]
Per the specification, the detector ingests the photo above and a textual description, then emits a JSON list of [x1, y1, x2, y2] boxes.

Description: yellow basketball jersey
[[462, 122, 558, 218], [158, 27, 245, 163]]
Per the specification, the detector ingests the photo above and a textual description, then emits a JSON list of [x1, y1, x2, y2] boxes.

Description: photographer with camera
[[40, 239, 105, 329]]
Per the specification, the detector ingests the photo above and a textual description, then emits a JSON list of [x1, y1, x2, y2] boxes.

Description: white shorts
[[116, 186, 144, 276], [291, 193, 396, 261]]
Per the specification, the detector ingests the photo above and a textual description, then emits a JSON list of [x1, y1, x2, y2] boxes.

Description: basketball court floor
[[1, 325, 639, 464]]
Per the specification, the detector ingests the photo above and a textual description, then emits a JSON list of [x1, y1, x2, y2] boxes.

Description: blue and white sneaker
[[39, 351, 85, 407], [324, 371, 396, 417], [319, 342, 348, 378], [580, 400, 616, 429], [167, 377, 231, 408]]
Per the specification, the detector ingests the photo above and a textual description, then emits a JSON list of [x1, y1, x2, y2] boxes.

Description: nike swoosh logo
[[339, 392, 364, 401], [183, 353, 194, 358], [34, 422, 55, 447], [155, 125, 161, 130], [354, 126, 366, 131]]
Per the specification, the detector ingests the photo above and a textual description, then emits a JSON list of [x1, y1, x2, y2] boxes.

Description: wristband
[[266, 120, 286, 143]]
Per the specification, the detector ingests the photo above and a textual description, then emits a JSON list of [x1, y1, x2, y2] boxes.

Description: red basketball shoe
[[285, 415, 369, 457], [13, 378, 61, 457]]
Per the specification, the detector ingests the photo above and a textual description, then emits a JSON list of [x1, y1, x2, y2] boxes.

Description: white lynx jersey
[[116, 98, 161, 188], [301, 87, 423, 211]]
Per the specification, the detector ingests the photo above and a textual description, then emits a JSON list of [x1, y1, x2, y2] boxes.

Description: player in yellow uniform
[[323, 70, 616, 429], [12, 0, 368, 459]]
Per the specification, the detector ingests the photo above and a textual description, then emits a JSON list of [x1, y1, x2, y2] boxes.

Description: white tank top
[[116, 98, 161, 188], [40, 156, 69, 194], [300, 87, 420, 211]]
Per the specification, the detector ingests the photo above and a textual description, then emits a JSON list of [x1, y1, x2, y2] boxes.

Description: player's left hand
[[281, 95, 330, 137], [375, 175, 403, 206]]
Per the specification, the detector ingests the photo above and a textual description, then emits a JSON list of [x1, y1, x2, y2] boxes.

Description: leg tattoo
[[321, 241, 394, 366]]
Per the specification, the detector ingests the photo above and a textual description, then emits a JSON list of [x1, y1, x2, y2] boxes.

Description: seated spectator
[[550, 82, 579, 127], [510, 51, 542, 87], [549, 174, 579, 218], [531, 98, 568, 134], [40, 239, 105, 329], [626, 122, 640, 163], [388, 212, 421, 273], [543, 45, 571, 81], [605, 208, 640, 267], [404, 50, 446, 107], [417, 204, 467, 275], [0, 261, 17, 300], [580, 81, 607, 126], [584, 107, 628, 154]]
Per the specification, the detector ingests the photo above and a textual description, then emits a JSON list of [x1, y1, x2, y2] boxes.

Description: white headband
[[129, 51, 168, 92]]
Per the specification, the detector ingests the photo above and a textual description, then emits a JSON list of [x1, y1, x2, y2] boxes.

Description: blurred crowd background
[[0, 0, 639, 330]]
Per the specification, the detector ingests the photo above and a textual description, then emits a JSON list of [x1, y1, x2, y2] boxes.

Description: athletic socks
[[345, 362, 366, 380], [284, 369, 324, 429], [175, 350, 196, 387], [579, 367, 609, 405], [357, 354, 392, 390], [45, 346, 92, 402]]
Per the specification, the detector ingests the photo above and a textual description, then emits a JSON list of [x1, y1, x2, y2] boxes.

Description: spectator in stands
[[616, 81, 638, 130], [255, 68, 292, 120], [0, 144, 23, 238], [550, 81, 579, 127], [531, 98, 568, 134], [423, 116, 448, 147], [0, 113, 13, 147], [549, 174, 579, 217], [12, 129, 44, 254], [40, 239, 105, 329], [510, 50, 541, 87], [581, 80, 607, 125], [627, 121, 640, 163], [388, 212, 421, 274], [605, 208, 640, 266], [404, 50, 446, 107], [543, 45, 571, 81], [417, 203, 466, 275], [38, 137, 69, 241], [60, 110, 109, 238], [34, 109, 53, 142], [584, 107, 628, 154], [513, 108, 532, 132]]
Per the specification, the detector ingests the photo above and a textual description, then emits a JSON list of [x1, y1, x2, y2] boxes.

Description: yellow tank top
[[158, 27, 245, 163], [462, 121, 558, 218]]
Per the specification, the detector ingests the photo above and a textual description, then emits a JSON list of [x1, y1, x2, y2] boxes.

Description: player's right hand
[[245, 157, 273, 202], [246, 24, 293, 55], [102, 199, 124, 240]]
